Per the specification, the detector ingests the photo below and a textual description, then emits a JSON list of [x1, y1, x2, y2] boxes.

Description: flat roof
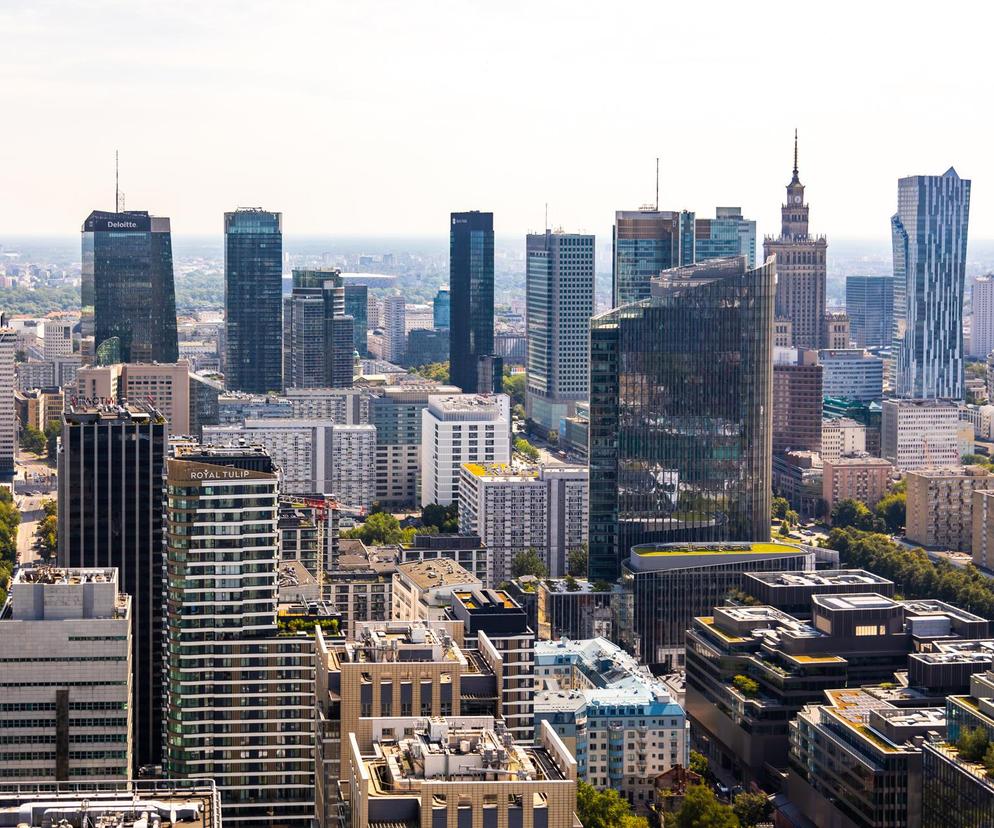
[[397, 558, 479, 590], [632, 541, 803, 557], [746, 569, 892, 588], [813, 593, 897, 611]]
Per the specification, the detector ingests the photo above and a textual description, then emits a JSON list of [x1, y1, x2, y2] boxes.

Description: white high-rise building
[[0, 565, 132, 782], [818, 349, 884, 403], [458, 463, 588, 582], [0, 326, 15, 473], [203, 418, 376, 507], [821, 417, 867, 462], [382, 295, 407, 364], [525, 230, 595, 432], [971, 274, 994, 358], [284, 387, 371, 423], [420, 394, 510, 507], [43, 318, 75, 360], [882, 398, 961, 471]]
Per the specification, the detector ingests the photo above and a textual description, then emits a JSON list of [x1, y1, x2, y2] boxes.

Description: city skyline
[[1, 3, 993, 239]]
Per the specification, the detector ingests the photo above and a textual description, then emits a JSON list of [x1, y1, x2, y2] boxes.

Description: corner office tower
[[449, 211, 495, 393], [82, 210, 178, 365]]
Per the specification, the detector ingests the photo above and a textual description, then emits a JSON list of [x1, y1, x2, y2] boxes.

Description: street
[[13, 449, 56, 566]]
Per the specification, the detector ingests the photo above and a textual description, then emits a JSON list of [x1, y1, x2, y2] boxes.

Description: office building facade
[[892, 169, 971, 399], [449, 211, 494, 394], [694, 207, 756, 268], [882, 399, 961, 471], [283, 269, 354, 390], [612, 208, 694, 307], [819, 348, 885, 403], [589, 256, 775, 581], [57, 404, 166, 770], [433, 287, 450, 329], [846, 275, 895, 348], [0, 565, 132, 782], [763, 135, 828, 348], [972, 274, 994, 359], [81, 210, 178, 364], [342, 282, 369, 357], [224, 209, 283, 394], [0, 326, 13, 474], [525, 230, 595, 432], [772, 351, 823, 455]]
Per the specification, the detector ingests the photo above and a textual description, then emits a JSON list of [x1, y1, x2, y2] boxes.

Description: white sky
[[1, 0, 992, 241]]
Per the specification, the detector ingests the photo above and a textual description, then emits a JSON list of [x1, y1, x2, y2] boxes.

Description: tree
[[957, 726, 990, 762], [511, 549, 547, 579], [421, 502, 458, 533], [672, 786, 739, 828], [830, 498, 885, 532], [342, 512, 405, 546], [732, 792, 770, 828], [514, 437, 540, 462], [411, 362, 450, 383], [19, 425, 46, 455], [502, 371, 526, 409], [576, 782, 648, 828], [984, 742, 994, 777], [732, 675, 759, 698], [35, 499, 57, 559], [875, 491, 906, 533], [771, 496, 791, 520], [564, 575, 580, 591], [689, 750, 709, 777], [44, 420, 60, 458], [568, 544, 588, 577]]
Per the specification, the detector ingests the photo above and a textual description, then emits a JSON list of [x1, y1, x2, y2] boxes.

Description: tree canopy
[[421, 502, 458, 533], [576, 782, 648, 828], [511, 549, 548, 579], [668, 786, 739, 828]]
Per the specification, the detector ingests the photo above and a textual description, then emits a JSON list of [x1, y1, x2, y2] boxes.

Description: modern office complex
[[81, 210, 178, 364], [612, 207, 694, 306], [763, 135, 827, 348], [342, 281, 369, 357], [881, 398, 961, 471], [449, 211, 495, 393], [283, 269, 354, 390], [525, 230, 595, 432], [619, 541, 814, 669], [818, 348, 885, 403], [694, 207, 757, 268], [534, 637, 687, 810], [420, 393, 511, 507], [433, 287, 450, 328], [0, 565, 132, 782], [588, 255, 775, 581], [224, 209, 283, 394], [164, 445, 317, 828], [892, 169, 971, 399], [846, 275, 895, 347], [57, 403, 166, 770]]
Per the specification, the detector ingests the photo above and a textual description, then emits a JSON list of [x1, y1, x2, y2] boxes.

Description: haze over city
[[2, 0, 993, 240]]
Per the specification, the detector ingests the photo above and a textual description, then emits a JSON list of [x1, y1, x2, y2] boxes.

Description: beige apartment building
[[823, 455, 893, 518], [906, 466, 994, 552], [973, 489, 994, 570], [346, 718, 578, 828]]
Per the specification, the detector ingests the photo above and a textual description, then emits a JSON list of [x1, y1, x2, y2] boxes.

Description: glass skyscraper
[[434, 287, 451, 329], [283, 269, 354, 390], [449, 211, 494, 393], [892, 168, 971, 399], [845, 274, 894, 347], [343, 282, 369, 357], [694, 207, 756, 268], [82, 210, 178, 364], [224, 209, 283, 393], [588, 256, 775, 581], [611, 208, 695, 307]]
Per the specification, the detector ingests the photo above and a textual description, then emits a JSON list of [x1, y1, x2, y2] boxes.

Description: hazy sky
[[2, 1, 992, 241]]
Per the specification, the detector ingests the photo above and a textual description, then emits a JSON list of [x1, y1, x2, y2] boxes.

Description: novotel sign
[[188, 469, 251, 480]]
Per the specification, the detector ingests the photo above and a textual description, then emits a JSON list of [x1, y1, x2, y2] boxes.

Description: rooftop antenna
[[655, 157, 659, 210], [545, 202, 548, 232], [115, 150, 120, 213]]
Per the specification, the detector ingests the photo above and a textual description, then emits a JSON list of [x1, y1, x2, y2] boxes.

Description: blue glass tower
[[695, 207, 757, 268], [434, 288, 451, 329], [611, 209, 694, 307], [449, 212, 494, 393]]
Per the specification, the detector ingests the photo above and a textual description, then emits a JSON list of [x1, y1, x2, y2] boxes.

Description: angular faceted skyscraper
[[525, 230, 595, 432], [449, 211, 494, 393], [892, 168, 971, 399], [588, 256, 775, 581], [82, 210, 178, 364], [282, 269, 354, 389], [612, 208, 695, 307], [224, 208, 283, 393]]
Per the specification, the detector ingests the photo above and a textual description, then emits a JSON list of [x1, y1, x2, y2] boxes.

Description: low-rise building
[[534, 577, 617, 641], [396, 533, 490, 587], [822, 455, 894, 518], [905, 465, 994, 552], [0, 565, 132, 782], [326, 540, 395, 635], [393, 558, 482, 621], [534, 638, 686, 811]]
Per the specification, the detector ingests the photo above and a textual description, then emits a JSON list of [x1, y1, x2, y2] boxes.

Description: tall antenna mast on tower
[[655, 157, 659, 210], [115, 150, 120, 213], [545, 202, 548, 232]]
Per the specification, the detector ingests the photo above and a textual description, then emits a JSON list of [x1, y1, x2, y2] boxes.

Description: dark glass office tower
[[449, 211, 494, 393], [612, 208, 695, 307], [342, 282, 368, 357], [588, 256, 775, 581], [846, 275, 894, 347], [283, 269, 354, 389], [82, 210, 178, 364], [57, 403, 167, 770], [224, 209, 283, 393]]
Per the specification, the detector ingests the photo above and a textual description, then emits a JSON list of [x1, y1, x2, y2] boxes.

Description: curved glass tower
[[588, 255, 775, 581]]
